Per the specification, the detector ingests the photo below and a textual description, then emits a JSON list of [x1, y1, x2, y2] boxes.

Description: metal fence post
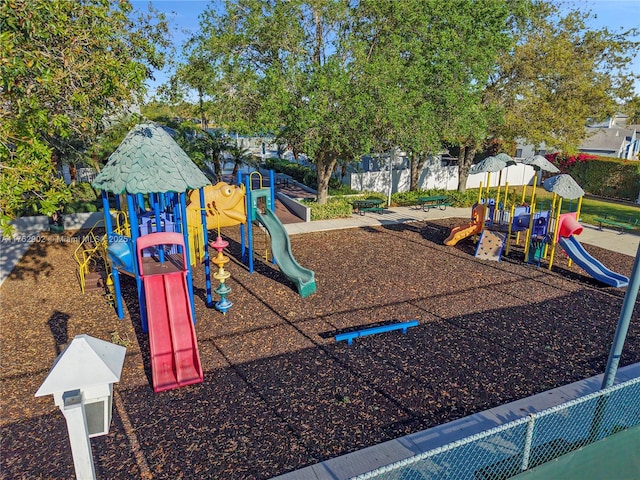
[[521, 414, 536, 472]]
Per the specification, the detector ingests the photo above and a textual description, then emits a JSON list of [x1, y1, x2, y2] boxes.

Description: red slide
[[137, 232, 203, 393]]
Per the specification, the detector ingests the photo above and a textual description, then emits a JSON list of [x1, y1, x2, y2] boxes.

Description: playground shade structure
[[254, 209, 316, 298], [137, 232, 204, 392]]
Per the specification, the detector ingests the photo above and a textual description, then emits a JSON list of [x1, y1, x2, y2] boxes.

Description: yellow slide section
[[444, 204, 485, 246]]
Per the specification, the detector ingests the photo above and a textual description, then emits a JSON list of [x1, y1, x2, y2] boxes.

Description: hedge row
[[552, 155, 640, 202]]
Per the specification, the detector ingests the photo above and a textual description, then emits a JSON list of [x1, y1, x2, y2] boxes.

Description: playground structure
[[83, 124, 316, 391], [89, 123, 212, 392], [444, 176, 629, 288], [73, 212, 130, 297], [335, 320, 420, 345], [238, 170, 316, 298], [443, 204, 486, 246]]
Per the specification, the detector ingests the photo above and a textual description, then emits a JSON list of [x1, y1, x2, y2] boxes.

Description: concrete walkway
[[0, 212, 104, 288]]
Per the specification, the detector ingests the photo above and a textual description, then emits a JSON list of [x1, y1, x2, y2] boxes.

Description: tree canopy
[[489, 3, 639, 153], [0, 0, 170, 232], [169, 0, 638, 198]]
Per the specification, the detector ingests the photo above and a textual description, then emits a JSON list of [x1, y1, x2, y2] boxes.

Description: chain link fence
[[354, 376, 640, 480]]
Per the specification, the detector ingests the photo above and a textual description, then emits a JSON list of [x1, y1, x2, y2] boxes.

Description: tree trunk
[[315, 151, 337, 204], [409, 152, 428, 191], [198, 87, 208, 130], [210, 150, 222, 179], [457, 144, 477, 193]]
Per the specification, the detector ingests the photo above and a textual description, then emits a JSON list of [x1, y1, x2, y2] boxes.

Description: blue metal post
[[200, 187, 212, 307], [179, 192, 197, 325], [601, 243, 640, 388], [238, 172, 246, 261], [172, 194, 180, 247], [245, 175, 254, 273], [137, 193, 145, 212], [127, 194, 146, 332], [102, 192, 124, 319], [152, 193, 165, 262], [269, 169, 275, 211]]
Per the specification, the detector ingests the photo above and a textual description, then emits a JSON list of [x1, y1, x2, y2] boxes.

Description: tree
[[175, 0, 373, 204], [624, 96, 640, 125], [438, 2, 638, 192], [0, 0, 169, 233], [225, 143, 254, 176], [347, 0, 516, 192], [488, 4, 639, 155], [175, 124, 230, 180]]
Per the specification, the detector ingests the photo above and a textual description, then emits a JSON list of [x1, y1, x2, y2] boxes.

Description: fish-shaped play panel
[[187, 182, 247, 229]]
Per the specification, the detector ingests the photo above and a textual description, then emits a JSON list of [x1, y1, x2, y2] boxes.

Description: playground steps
[[83, 270, 107, 292], [475, 230, 506, 261]]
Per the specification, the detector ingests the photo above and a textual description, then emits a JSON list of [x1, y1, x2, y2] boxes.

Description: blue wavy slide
[[254, 209, 317, 297], [558, 236, 629, 288]]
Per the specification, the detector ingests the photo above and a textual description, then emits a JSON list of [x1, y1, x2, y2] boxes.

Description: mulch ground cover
[[1, 218, 638, 479]]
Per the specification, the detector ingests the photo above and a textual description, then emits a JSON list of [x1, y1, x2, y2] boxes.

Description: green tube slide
[[254, 209, 316, 298]]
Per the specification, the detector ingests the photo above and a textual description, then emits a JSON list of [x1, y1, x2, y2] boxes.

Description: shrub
[[265, 159, 310, 184], [547, 154, 640, 202], [61, 182, 100, 214], [545, 152, 595, 174], [303, 198, 353, 220], [64, 201, 98, 213], [328, 183, 359, 196], [390, 189, 479, 208]]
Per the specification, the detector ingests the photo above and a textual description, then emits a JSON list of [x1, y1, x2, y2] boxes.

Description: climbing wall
[[474, 230, 506, 261]]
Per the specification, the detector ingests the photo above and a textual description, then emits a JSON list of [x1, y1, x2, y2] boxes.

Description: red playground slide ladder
[[136, 232, 204, 392]]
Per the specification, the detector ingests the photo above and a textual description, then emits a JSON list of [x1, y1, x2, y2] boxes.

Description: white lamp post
[[36, 334, 126, 480]]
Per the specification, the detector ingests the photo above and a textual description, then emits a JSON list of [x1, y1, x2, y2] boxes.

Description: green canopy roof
[[92, 123, 210, 194]]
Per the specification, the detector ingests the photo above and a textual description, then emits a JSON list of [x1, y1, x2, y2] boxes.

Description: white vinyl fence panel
[[346, 160, 536, 195]]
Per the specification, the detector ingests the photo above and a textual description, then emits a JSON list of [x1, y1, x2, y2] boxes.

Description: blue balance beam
[[335, 320, 420, 345]]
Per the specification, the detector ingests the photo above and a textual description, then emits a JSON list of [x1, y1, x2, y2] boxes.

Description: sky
[[131, 0, 640, 98]]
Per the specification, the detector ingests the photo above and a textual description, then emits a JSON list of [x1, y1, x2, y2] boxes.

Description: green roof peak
[[92, 123, 210, 194]]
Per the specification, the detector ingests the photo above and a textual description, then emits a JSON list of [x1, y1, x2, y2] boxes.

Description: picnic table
[[352, 198, 385, 215], [416, 195, 450, 212], [593, 215, 638, 234]]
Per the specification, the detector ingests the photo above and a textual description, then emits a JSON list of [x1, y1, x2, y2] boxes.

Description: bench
[[335, 320, 419, 345], [416, 195, 451, 212], [352, 199, 385, 215], [593, 215, 638, 234]]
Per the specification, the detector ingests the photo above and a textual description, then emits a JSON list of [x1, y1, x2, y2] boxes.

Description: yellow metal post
[[548, 196, 563, 270], [505, 203, 515, 255], [523, 177, 539, 259]]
